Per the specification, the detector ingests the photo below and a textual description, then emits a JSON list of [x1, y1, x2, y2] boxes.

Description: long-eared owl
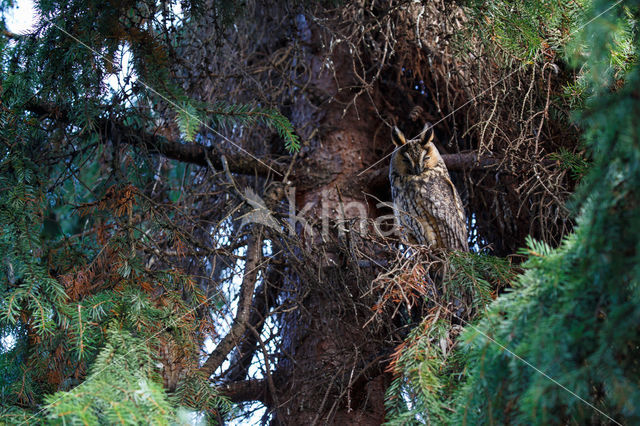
[[389, 125, 468, 251]]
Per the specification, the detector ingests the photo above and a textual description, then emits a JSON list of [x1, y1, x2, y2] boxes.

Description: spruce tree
[[2, 0, 635, 424]]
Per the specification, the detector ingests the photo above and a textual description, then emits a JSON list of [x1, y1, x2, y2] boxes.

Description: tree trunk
[[267, 35, 392, 425], [169, 4, 401, 422]]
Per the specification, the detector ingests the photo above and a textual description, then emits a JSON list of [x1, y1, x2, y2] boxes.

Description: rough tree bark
[[261, 35, 393, 426]]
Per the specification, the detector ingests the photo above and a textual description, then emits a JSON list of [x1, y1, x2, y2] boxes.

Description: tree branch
[[220, 379, 268, 403], [441, 151, 500, 171], [116, 123, 283, 176], [223, 270, 280, 383], [2, 30, 26, 40], [200, 233, 263, 377], [25, 100, 531, 189], [364, 151, 501, 190], [24, 101, 286, 177]]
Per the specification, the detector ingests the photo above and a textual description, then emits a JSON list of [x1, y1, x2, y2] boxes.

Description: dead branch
[[224, 271, 280, 383], [200, 232, 263, 377]]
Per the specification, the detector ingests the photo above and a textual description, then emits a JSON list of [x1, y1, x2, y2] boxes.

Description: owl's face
[[390, 126, 439, 176]]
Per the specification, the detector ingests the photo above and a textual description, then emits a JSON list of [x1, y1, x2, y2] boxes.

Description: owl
[[389, 125, 468, 251]]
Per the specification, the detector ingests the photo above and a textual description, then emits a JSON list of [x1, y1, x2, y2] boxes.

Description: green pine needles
[[0, 1, 274, 422], [385, 1, 640, 424], [384, 252, 517, 425], [453, 2, 640, 421], [174, 100, 300, 151], [45, 324, 175, 424]]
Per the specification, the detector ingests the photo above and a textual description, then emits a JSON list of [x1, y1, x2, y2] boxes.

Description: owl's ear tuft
[[419, 123, 435, 147], [391, 127, 407, 147]]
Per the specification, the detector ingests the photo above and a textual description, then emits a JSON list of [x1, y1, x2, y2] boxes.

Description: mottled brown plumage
[[389, 125, 468, 251]]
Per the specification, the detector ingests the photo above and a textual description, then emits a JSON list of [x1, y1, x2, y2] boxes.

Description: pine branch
[[224, 273, 280, 383], [25, 101, 548, 194], [24, 101, 287, 177], [206, 103, 300, 152], [2, 30, 25, 40], [199, 234, 263, 377], [175, 101, 201, 143]]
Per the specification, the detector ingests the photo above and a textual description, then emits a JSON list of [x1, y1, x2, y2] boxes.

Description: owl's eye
[[423, 155, 431, 168]]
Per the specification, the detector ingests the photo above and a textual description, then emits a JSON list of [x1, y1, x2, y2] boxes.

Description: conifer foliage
[[452, 1, 640, 422], [383, 1, 640, 424], [0, 0, 274, 422]]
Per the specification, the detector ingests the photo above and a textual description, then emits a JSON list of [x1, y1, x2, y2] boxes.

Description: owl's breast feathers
[[391, 168, 468, 251]]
